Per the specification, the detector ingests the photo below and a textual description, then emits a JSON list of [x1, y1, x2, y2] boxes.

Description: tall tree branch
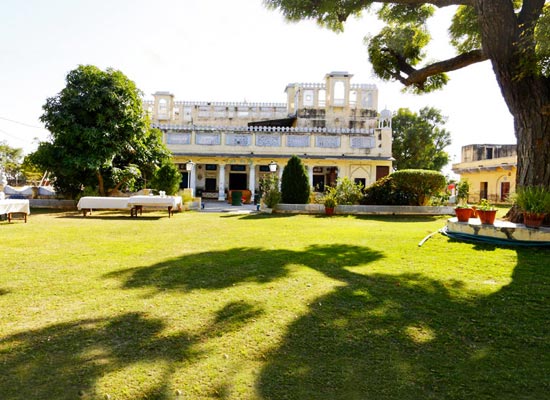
[[390, 49, 488, 88], [518, 0, 546, 27], [371, 0, 473, 6]]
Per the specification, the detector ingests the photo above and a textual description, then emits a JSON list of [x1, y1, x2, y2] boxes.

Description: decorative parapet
[[155, 123, 376, 135], [144, 100, 287, 109], [285, 83, 377, 91]]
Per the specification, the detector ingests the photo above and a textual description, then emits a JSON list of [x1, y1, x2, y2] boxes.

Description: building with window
[[452, 144, 517, 203], [144, 71, 393, 201]]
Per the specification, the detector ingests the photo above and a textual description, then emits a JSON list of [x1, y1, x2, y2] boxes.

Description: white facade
[[144, 72, 393, 201]]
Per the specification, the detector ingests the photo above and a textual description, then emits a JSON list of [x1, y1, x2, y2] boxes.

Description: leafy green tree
[[29, 65, 170, 197], [150, 161, 181, 195], [265, 1, 550, 193], [391, 107, 451, 171], [281, 155, 311, 204], [0, 141, 23, 183]]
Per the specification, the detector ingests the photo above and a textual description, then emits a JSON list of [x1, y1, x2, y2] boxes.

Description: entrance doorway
[[480, 182, 488, 200], [205, 178, 217, 192], [313, 175, 325, 192], [229, 173, 247, 190], [179, 172, 189, 189], [501, 182, 510, 202]]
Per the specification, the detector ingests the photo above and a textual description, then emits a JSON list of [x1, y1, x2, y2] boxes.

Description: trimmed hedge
[[363, 169, 446, 206], [362, 175, 412, 205]]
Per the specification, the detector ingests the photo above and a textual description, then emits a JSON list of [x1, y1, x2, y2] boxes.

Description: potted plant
[[454, 180, 473, 221], [455, 180, 470, 204], [476, 199, 497, 225], [513, 185, 550, 228], [323, 193, 337, 216], [454, 204, 473, 222]]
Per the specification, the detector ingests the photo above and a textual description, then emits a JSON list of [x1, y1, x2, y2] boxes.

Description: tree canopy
[[391, 107, 451, 171], [28, 65, 170, 197], [0, 141, 23, 182], [265, 1, 550, 199]]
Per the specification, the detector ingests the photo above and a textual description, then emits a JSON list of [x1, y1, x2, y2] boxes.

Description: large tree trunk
[[476, 1, 550, 221], [475, 0, 550, 222], [97, 171, 105, 197], [514, 97, 550, 188], [508, 96, 550, 223]]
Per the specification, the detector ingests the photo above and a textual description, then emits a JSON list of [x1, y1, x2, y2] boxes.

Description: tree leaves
[[32, 65, 170, 197], [391, 107, 451, 171]]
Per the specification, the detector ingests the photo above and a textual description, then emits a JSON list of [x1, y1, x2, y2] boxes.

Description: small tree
[[260, 173, 281, 208], [0, 141, 23, 184], [281, 155, 310, 204], [456, 180, 470, 205], [150, 161, 181, 195]]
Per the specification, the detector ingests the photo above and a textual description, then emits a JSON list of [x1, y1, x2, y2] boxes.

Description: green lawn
[[0, 209, 548, 399]]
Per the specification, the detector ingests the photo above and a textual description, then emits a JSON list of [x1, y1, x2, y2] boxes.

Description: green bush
[[362, 175, 413, 205], [260, 174, 281, 208], [151, 161, 181, 195], [362, 169, 445, 206], [391, 169, 446, 206], [281, 155, 310, 204], [330, 177, 364, 205]]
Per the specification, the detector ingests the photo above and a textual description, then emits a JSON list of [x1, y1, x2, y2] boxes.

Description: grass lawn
[[0, 208, 549, 399]]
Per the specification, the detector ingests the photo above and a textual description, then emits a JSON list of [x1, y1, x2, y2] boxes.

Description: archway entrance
[[229, 173, 247, 190]]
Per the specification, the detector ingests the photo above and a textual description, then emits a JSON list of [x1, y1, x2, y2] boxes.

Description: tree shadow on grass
[[350, 214, 443, 223], [0, 301, 264, 400], [258, 247, 550, 399], [59, 211, 164, 221], [225, 213, 299, 220], [105, 244, 384, 293]]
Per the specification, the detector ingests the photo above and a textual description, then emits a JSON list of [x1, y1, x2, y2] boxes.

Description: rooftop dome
[[380, 108, 392, 120]]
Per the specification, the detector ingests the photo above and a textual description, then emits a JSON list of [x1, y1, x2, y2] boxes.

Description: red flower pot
[[325, 207, 334, 216], [477, 209, 497, 225], [523, 212, 546, 228], [454, 207, 473, 222]]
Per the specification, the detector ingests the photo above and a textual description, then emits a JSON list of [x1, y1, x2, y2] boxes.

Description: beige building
[[144, 71, 393, 201], [452, 144, 517, 203]]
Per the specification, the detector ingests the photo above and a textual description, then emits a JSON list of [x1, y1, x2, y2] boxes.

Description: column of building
[[218, 164, 226, 201]]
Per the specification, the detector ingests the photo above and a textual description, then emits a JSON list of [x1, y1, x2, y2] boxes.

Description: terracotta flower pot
[[477, 209, 497, 225], [325, 207, 335, 216], [523, 212, 546, 228], [454, 207, 473, 222]]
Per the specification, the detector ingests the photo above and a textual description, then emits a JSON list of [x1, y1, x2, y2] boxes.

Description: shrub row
[[363, 169, 446, 206]]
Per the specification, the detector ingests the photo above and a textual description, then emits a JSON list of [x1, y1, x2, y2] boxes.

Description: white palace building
[[144, 71, 393, 202]]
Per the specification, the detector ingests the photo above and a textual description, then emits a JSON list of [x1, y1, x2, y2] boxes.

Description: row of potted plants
[[455, 199, 497, 224], [455, 185, 550, 228]]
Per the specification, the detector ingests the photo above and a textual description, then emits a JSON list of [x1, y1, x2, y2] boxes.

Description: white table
[[77, 197, 130, 216], [127, 195, 182, 218], [0, 199, 30, 223]]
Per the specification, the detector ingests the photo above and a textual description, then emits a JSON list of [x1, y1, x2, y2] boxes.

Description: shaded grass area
[[0, 209, 548, 399]]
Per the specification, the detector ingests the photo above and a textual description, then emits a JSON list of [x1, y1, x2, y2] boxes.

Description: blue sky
[[0, 0, 514, 171]]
